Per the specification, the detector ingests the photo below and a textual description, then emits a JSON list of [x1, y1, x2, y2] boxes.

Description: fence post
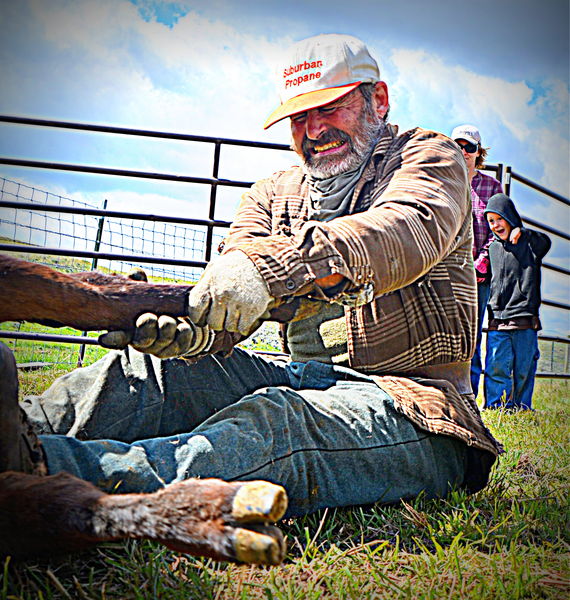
[[204, 142, 221, 263], [504, 165, 512, 196], [496, 162, 504, 188], [77, 198, 108, 367]]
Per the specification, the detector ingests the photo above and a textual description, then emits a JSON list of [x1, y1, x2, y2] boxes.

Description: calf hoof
[[93, 478, 288, 565], [233, 523, 286, 565], [1, 473, 288, 564], [231, 480, 288, 523]]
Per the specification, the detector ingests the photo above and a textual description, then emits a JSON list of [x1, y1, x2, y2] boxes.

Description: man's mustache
[[302, 128, 352, 160]]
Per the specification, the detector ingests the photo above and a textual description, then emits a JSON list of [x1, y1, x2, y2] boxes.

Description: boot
[[0, 342, 47, 475]]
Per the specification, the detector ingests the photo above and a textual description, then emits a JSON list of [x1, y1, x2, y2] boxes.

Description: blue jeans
[[470, 282, 490, 396], [483, 329, 539, 410], [23, 348, 467, 517]]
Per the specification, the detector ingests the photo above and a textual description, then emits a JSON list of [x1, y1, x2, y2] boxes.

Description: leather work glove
[[99, 314, 213, 359], [188, 250, 273, 337]]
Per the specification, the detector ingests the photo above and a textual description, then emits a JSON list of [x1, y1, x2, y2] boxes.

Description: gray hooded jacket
[[484, 193, 551, 322]]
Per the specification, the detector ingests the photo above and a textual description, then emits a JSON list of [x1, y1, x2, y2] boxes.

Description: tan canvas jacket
[[215, 124, 501, 462]]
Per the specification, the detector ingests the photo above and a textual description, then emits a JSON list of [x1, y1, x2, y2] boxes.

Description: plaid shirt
[[214, 124, 501, 459], [471, 171, 503, 269]]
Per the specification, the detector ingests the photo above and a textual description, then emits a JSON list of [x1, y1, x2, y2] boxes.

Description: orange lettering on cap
[[283, 59, 323, 79], [284, 71, 321, 88]]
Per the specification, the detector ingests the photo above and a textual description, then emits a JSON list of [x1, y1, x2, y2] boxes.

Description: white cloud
[[121, 12, 293, 141], [24, 1, 569, 193], [532, 128, 570, 200], [23, 0, 290, 143], [387, 49, 569, 197]]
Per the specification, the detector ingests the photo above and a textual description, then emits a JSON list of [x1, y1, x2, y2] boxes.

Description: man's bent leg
[[23, 347, 291, 442], [40, 376, 467, 516]]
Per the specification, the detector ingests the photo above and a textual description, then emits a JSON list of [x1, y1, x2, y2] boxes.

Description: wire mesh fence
[[0, 177, 218, 281], [0, 176, 239, 366]]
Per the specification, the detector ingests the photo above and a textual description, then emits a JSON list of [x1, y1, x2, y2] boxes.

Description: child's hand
[[474, 256, 490, 283], [510, 227, 521, 244]]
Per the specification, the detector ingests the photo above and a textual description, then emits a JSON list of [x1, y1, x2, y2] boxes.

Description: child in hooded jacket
[[483, 193, 551, 410]]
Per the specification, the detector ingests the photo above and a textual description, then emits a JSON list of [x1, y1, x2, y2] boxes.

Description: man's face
[[486, 212, 512, 241], [454, 138, 480, 172], [290, 87, 385, 178]]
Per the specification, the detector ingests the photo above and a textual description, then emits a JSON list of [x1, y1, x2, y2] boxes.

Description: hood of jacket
[[484, 193, 523, 238]]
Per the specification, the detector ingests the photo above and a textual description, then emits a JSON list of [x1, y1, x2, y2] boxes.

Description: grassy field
[[1, 366, 568, 599]]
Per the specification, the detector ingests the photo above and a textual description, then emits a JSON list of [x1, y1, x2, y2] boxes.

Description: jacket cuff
[[236, 238, 316, 298]]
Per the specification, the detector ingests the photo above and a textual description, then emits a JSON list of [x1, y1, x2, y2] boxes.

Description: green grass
[[2, 374, 568, 599], [1, 322, 107, 367]]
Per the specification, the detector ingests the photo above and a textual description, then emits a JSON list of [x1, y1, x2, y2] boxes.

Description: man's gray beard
[[300, 112, 386, 179]]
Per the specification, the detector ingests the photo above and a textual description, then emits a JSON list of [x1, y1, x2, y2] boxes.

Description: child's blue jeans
[[484, 329, 539, 410], [22, 347, 468, 517]]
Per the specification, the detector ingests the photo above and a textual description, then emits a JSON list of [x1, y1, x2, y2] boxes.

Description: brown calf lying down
[[0, 254, 287, 564]]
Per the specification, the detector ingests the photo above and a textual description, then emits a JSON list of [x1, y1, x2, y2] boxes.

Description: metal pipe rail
[[2, 331, 566, 379], [0, 199, 232, 229], [521, 216, 570, 243], [0, 331, 97, 345], [507, 167, 570, 207], [0, 115, 291, 151], [0, 244, 208, 269], [0, 157, 256, 189]]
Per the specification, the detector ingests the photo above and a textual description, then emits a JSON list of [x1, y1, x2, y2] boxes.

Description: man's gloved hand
[[188, 250, 273, 337], [99, 314, 213, 359]]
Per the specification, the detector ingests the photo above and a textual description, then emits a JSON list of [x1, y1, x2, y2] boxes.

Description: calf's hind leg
[[0, 342, 287, 564], [0, 471, 287, 564]]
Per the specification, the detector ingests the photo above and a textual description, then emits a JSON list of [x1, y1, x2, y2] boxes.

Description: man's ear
[[373, 81, 389, 119]]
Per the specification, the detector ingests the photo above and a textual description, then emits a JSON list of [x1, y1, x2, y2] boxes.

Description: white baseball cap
[[451, 124, 482, 146], [264, 34, 380, 129]]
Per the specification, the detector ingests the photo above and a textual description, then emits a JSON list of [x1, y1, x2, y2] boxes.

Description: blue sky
[[0, 0, 568, 334]]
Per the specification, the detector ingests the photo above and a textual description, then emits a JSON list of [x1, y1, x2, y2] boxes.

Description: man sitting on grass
[[9, 33, 501, 518]]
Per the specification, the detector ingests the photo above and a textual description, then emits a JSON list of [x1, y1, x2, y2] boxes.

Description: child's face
[[486, 212, 512, 241]]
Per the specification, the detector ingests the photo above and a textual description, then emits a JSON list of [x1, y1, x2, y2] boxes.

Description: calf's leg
[[0, 472, 287, 564], [0, 341, 287, 564], [0, 254, 190, 331]]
